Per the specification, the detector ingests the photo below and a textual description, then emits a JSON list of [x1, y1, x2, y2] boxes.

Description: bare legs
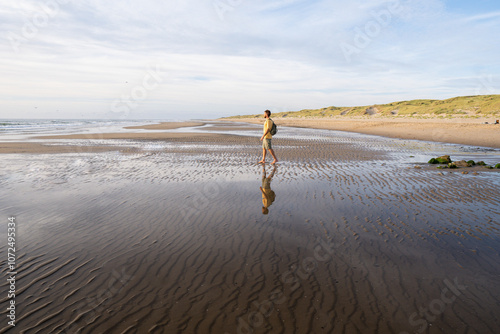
[[269, 149, 278, 164], [258, 148, 266, 164], [259, 148, 278, 164]]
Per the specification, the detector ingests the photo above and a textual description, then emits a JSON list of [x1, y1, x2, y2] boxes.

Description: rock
[[364, 107, 378, 115], [414, 166, 421, 169], [448, 160, 471, 168], [453, 160, 471, 168], [467, 160, 476, 166], [495, 163, 500, 169], [472, 172, 479, 175], [436, 155, 452, 164], [462, 171, 469, 174], [429, 155, 452, 164], [391, 109, 399, 115], [477, 161, 487, 166]]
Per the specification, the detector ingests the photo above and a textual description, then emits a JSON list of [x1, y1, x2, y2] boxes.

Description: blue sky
[[1, 0, 499, 119]]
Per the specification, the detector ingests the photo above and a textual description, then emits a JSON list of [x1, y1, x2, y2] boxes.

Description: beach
[[226, 117, 500, 149], [1, 120, 500, 333]]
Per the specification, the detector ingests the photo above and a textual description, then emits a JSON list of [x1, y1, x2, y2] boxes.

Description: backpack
[[270, 119, 277, 136]]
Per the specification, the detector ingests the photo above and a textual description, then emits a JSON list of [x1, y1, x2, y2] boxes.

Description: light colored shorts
[[262, 138, 272, 150]]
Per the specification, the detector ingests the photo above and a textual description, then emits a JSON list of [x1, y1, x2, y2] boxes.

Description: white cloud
[[463, 10, 500, 22], [1, 0, 499, 119]]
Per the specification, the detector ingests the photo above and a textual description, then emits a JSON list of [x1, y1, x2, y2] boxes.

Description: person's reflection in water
[[260, 165, 276, 214]]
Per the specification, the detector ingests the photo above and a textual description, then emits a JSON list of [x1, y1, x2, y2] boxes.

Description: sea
[[0, 119, 181, 140]]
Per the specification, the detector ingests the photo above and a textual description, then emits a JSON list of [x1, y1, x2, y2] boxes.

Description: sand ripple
[[1, 123, 499, 333]]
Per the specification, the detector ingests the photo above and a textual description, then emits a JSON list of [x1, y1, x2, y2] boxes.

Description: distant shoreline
[[0, 121, 208, 154], [222, 117, 500, 149], [2, 118, 499, 154]]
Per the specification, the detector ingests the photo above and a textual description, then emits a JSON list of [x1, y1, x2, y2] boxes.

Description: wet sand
[[0, 142, 126, 154], [124, 121, 206, 130], [1, 121, 499, 333], [225, 117, 500, 148]]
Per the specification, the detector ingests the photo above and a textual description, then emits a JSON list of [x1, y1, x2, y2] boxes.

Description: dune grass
[[224, 95, 500, 119]]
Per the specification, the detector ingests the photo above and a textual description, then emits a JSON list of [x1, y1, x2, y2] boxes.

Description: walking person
[[258, 110, 278, 164]]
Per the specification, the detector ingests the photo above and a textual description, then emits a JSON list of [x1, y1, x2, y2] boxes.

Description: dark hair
[[264, 110, 271, 117]]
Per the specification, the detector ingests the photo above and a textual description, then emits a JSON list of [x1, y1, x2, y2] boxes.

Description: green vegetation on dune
[[224, 95, 500, 118]]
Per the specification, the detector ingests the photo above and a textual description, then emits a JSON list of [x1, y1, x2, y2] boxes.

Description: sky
[[1, 0, 499, 120]]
